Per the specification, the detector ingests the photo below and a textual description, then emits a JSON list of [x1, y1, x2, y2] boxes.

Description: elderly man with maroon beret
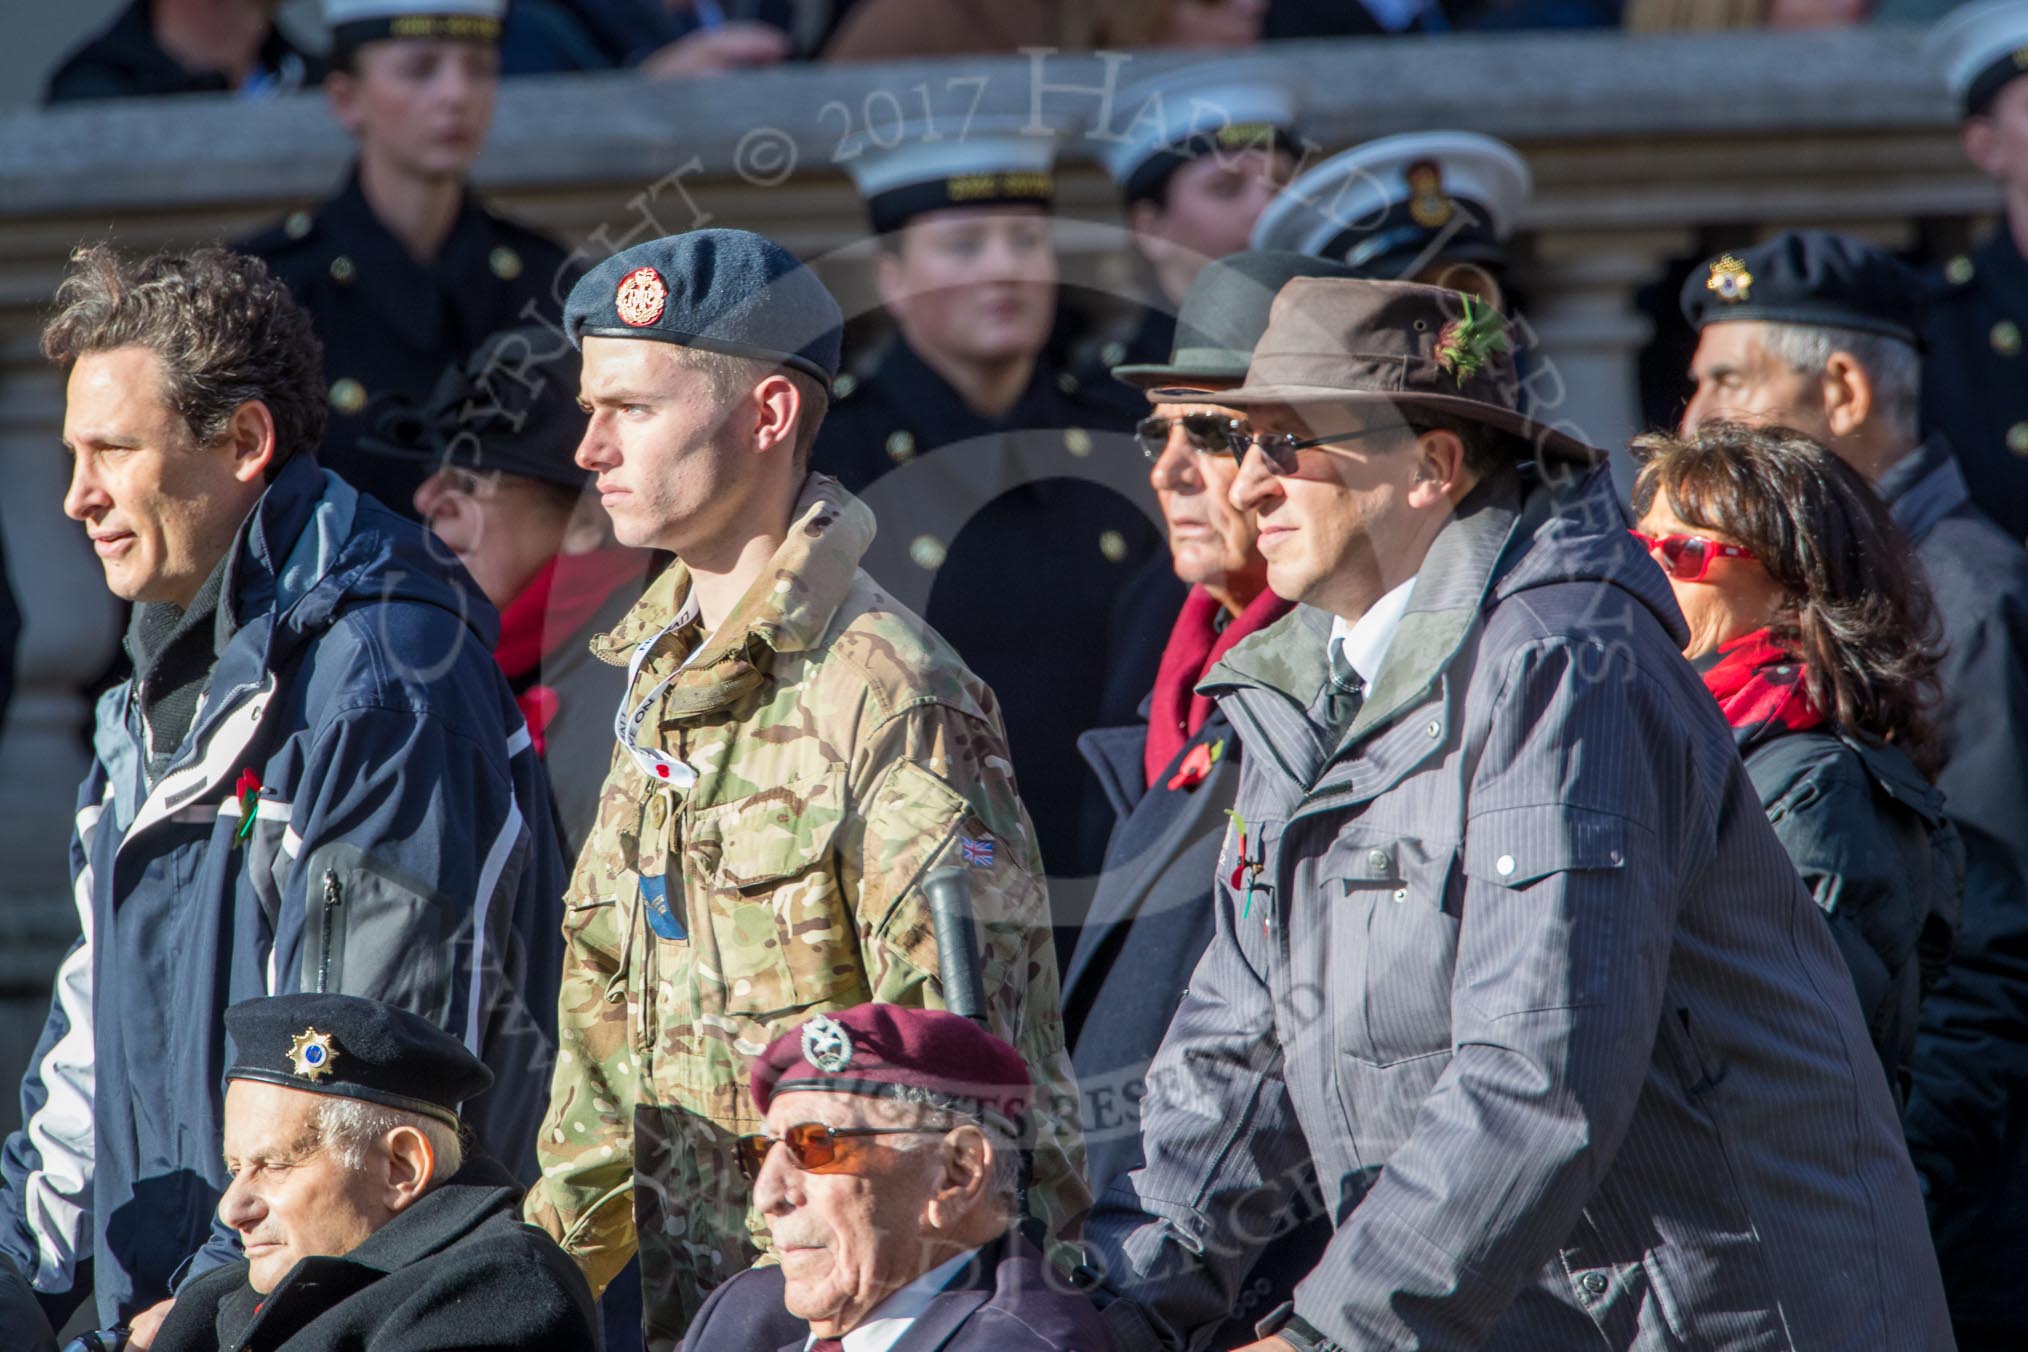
[[681, 1003, 1110, 1352]]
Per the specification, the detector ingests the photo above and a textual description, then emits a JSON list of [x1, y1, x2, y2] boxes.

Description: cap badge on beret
[[288, 1027, 339, 1083], [801, 1014, 854, 1074], [615, 267, 669, 328], [1706, 255, 1754, 304], [1406, 161, 1454, 230]]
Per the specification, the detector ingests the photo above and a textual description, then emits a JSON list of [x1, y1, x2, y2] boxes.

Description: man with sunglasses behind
[[683, 1003, 1110, 1352], [1679, 229, 2028, 1352], [1078, 277, 1951, 1351]]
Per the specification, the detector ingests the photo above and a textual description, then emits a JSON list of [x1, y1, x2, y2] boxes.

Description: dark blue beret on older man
[[563, 228, 843, 390]]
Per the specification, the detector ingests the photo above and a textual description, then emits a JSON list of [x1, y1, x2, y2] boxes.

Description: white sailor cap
[[1093, 60, 1301, 205], [842, 116, 1062, 235], [1249, 131, 1531, 278], [1925, 0, 2028, 117], [323, 0, 505, 56]]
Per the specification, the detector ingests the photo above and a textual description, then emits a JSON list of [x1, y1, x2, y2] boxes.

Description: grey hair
[[313, 1099, 463, 1181], [1756, 322, 1920, 445], [883, 1086, 1023, 1213]]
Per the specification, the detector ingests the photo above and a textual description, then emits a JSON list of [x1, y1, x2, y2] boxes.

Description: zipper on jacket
[[317, 869, 342, 993]]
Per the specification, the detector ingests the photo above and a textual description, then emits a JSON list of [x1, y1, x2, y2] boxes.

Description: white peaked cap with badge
[[1251, 130, 1531, 269], [1094, 58, 1301, 195], [322, 0, 506, 22], [843, 115, 1064, 234], [1926, 0, 2028, 115]]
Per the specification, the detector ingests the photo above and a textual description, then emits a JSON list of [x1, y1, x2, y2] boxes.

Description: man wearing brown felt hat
[[1078, 278, 1952, 1351]]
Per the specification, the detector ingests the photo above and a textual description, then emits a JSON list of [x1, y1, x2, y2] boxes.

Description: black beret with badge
[[224, 992, 493, 1128], [1678, 229, 1923, 344], [1095, 60, 1300, 207], [564, 228, 843, 391], [1927, 0, 2028, 118]]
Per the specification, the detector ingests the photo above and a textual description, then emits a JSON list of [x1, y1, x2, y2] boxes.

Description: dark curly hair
[[42, 244, 325, 474], [1630, 421, 1947, 780]]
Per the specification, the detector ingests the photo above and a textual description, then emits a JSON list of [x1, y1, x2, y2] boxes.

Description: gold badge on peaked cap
[[1406, 160, 1454, 230], [1706, 255, 1754, 304], [801, 1014, 854, 1074], [288, 1027, 339, 1083]]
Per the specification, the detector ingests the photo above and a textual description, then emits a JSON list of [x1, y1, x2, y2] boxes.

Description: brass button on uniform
[[489, 245, 523, 280], [1098, 528, 1127, 562], [909, 535, 946, 569], [329, 255, 357, 285], [1993, 320, 2022, 356], [329, 378, 367, 415], [1100, 340, 1127, 367], [1945, 254, 1976, 286], [833, 373, 858, 399], [1056, 370, 1081, 395], [2009, 422, 2028, 457], [886, 430, 916, 463], [284, 210, 313, 240], [1065, 427, 1093, 457]]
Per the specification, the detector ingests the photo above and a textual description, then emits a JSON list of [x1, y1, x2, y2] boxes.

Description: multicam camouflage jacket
[[522, 474, 1089, 1348]]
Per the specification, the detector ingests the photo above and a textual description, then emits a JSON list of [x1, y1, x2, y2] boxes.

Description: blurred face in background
[[413, 464, 580, 609], [328, 39, 500, 181], [1132, 147, 1295, 304], [1681, 322, 1830, 443], [1967, 77, 2028, 198], [877, 208, 1058, 367]]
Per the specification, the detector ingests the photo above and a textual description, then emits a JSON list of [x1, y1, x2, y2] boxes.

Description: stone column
[[1517, 228, 1697, 498]]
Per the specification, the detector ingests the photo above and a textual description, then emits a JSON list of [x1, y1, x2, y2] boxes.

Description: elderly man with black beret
[[520, 228, 1086, 1351], [1677, 227, 2028, 1352], [684, 1003, 1110, 1352], [149, 993, 596, 1352], [1080, 277, 1950, 1350]]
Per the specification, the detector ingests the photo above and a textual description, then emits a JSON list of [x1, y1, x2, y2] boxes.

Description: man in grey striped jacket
[[1079, 278, 1951, 1350]]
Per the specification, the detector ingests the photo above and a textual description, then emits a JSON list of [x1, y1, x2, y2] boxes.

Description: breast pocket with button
[[688, 769, 852, 1018], [1325, 831, 1462, 1068]]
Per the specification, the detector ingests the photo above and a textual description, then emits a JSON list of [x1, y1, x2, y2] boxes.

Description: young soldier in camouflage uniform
[[520, 230, 1088, 1351]]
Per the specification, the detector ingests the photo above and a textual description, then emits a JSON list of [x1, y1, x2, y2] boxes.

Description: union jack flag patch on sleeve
[[960, 836, 995, 868]]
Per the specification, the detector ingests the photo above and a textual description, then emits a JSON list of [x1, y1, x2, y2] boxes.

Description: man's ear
[[749, 373, 803, 457], [1965, 116, 2005, 179], [224, 401, 280, 485], [1820, 351, 1875, 440], [924, 1125, 990, 1230], [380, 1126, 437, 1214], [1407, 427, 1469, 509]]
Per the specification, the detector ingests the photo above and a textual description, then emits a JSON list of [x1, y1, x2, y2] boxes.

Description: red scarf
[[1144, 586, 1293, 787], [1700, 628, 1826, 742], [495, 548, 647, 753]]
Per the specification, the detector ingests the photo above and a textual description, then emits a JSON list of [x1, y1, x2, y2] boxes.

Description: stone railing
[[0, 26, 1991, 1123]]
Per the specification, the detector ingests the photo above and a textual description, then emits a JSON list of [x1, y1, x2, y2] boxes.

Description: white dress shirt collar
[[804, 1247, 979, 1352], [1327, 574, 1419, 688]]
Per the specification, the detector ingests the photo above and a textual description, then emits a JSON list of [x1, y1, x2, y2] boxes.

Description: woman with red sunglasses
[[1630, 421, 1962, 1106]]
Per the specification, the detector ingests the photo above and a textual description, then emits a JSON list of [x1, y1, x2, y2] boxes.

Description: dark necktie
[[1325, 641, 1366, 731]]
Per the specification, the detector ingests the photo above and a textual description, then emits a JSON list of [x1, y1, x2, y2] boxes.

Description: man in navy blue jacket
[[0, 244, 565, 1344]]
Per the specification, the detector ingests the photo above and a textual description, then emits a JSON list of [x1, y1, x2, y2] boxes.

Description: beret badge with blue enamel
[[1706, 255, 1754, 304], [289, 1027, 340, 1083]]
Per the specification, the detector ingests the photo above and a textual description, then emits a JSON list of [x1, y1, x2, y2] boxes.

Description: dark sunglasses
[[1134, 413, 1240, 459], [1628, 529, 1756, 582], [733, 1121, 952, 1181], [1224, 422, 1401, 476]]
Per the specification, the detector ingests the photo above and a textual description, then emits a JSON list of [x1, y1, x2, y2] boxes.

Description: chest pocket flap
[[1459, 804, 1633, 1018]]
